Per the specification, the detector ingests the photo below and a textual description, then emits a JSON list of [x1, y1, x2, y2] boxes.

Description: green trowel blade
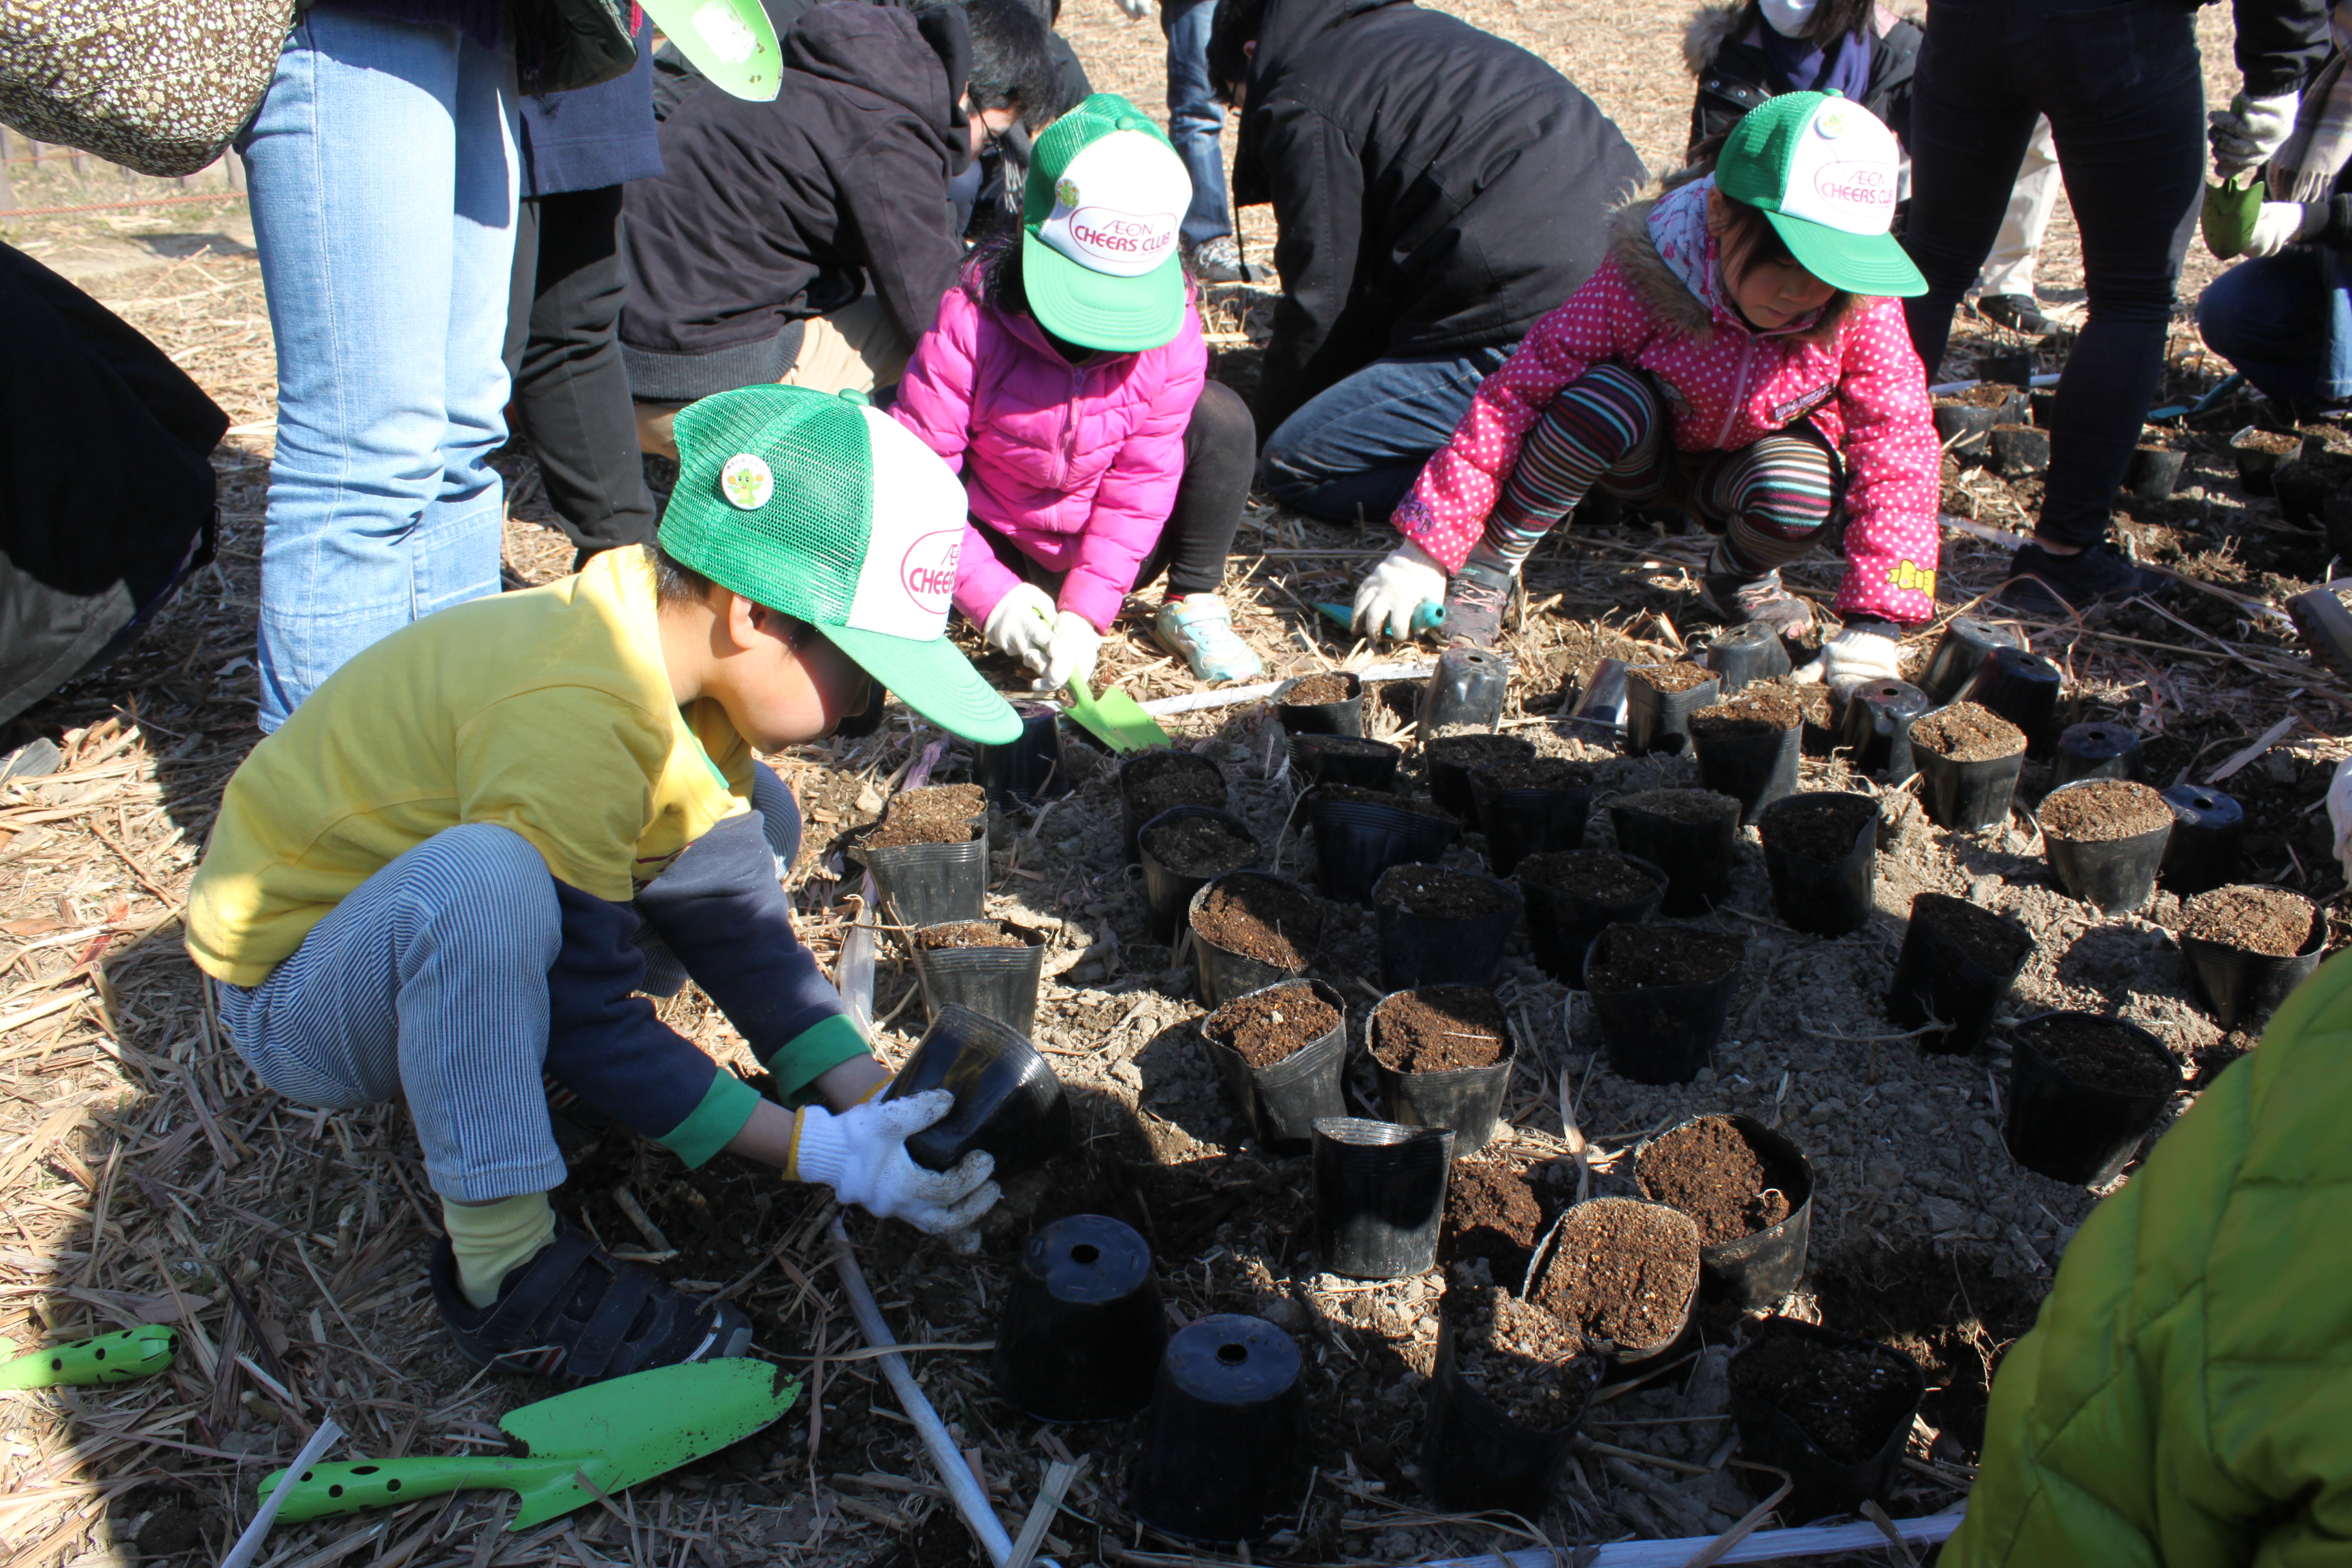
[[1066, 677, 1171, 754], [638, 0, 781, 101], [2202, 172, 2266, 260]]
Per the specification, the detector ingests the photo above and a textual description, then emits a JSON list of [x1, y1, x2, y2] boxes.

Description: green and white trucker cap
[[659, 385, 1020, 745], [1715, 91, 1927, 298], [1021, 93, 1192, 353]]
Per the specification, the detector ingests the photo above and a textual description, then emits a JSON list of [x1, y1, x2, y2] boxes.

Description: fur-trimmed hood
[[1683, 3, 1749, 76], [1606, 176, 1859, 347]]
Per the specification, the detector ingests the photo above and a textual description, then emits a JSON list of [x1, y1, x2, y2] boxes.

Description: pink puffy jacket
[[890, 270, 1208, 633], [1396, 178, 1942, 626]]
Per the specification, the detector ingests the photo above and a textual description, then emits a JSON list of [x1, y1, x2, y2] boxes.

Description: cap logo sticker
[[898, 529, 962, 612], [1810, 160, 1894, 212], [1066, 205, 1175, 265], [719, 453, 773, 510], [1056, 177, 1080, 207], [1813, 101, 1856, 138]]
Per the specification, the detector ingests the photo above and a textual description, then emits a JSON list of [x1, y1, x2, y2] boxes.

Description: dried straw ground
[[3, 5, 2348, 1568]]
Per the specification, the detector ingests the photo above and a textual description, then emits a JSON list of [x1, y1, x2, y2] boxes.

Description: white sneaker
[[1154, 595, 1263, 682]]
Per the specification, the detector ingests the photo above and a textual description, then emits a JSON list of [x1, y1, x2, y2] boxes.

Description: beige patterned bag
[[0, 0, 297, 178]]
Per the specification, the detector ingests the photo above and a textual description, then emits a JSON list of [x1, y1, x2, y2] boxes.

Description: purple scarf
[[1752, 24, 1873, 106]]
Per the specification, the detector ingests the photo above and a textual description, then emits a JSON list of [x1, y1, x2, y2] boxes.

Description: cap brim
[[816, 623, 1024, 745], [1763, 210, 1927, 298], [1020, 230, 1187, 353]]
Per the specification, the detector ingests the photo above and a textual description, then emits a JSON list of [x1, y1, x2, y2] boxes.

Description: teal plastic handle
[[1311, 599, 1448, 636], [0, 1326, 178, 1389], [262, 1456, 591, 1524]]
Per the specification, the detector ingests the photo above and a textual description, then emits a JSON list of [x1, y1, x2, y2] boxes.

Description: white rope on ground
[[1134, 659, 1435, 716], [1418, 1503, 1964, 1568]]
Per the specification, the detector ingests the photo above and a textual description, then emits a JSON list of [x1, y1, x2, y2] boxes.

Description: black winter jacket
[[1682, 3, 1920, 161], [1230, 0, 1647, 437], [619, 1, 971, 401]]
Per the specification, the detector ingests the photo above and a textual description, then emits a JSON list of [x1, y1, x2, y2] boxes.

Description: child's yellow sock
[[443, 1192, 558, 1309]]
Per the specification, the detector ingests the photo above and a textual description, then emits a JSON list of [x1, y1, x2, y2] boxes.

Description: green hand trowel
[[1065, 676, 1171, 754], [0, 1326, 178, 1390], [637, 0, 781, 101], [259, 1359, 801, 1531], [2203, 168, 2267, 259]]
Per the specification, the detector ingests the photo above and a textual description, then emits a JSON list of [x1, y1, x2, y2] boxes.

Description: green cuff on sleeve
[[659, 1071, 764, 1169], [764, 1013, 872, 1108]]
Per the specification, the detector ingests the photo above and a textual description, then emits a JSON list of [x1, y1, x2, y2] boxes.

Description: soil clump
[[2014, 1013, 2180, 1094], [1443, 1159, 1549, 1274], [913, 921, 1024, 951], [1201, 984, 1341, 1069], [1443, 1285, 1593, 1426], [1949, 384, 2017, 408], [1122, 752, 1226, 821], [1283, 672, 1358, 706], [1476, 757, 1594, 791], [1190, 877, 1322, 968], [1637, 1117, 1792, 1246], [1629, 662, 1716, 695], [1372, 985, 1510, 1072], [1612, 787, 1740, 824], [1758, 793, 1880, 861], [1730, 1326, 1919, 1464], [1142, 813, 1258, 877], [865, 784, 985, 847], [1375, 865, 1518, 919], [1910, 893, 2033, 973], [1911, 702, 2025, 762], [2038, 779, 2174, 841], [1532, 1200, 1700, 1351], [1585, 925, 1744, 991], [1517, 848, 1665, 902], [2179, 884, 2319, 956]]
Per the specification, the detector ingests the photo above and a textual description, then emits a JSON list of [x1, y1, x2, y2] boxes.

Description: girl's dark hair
[[976, 230, 1196, 324], [653, 545, 818, 643], [1746, 0, 1876, 46], [1709, 186, 1855, 321]]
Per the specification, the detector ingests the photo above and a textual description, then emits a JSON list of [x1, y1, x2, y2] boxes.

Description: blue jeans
[[1164, 0, 1230, 248], [2196, 248, 2352, 412], [240, 8, 518, 732], [1258, 345, 1515, 523]]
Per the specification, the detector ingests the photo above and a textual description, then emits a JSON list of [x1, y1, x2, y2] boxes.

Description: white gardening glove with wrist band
[[791, 1089, 1000, 1250], [982, 584, 1058, 678], [1039, 610, 1102, 692], [1352, 540, 1448, 640], [2244, 201, 2308, 258], [1795, 625, 1903, 688], [2210, 90, 2300, 172]]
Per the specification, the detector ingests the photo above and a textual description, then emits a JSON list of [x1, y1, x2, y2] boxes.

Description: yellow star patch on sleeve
[[1887, 559, 1936, 597]]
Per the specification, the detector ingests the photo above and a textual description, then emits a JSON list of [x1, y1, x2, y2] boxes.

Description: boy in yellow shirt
[[184, 386, 1020, 1382]]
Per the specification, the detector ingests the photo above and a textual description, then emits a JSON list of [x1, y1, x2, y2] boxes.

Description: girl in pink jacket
[[1355, 91, 1941, 687], [892, 93, 1261, 688]]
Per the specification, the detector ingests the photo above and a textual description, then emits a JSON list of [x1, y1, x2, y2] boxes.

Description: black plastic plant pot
[[2028, 387, 2060, 428], [1520, 853, 1669, 986], [2039, 779, 2173, 915], [1635, 1114, 1815, 1310], [2181, 900, 2328, 1034], [1138, 805, 1263, 945], [1835, 679, 1932, 783], [1979, 348, 2033, 387], [2124, 444, 2185, 502], [1912, 732, 2025, 833], [1373, 864, 1525, 990], [1582, 924, 1744, 1085], [1128, 1315, 1307, 1545], [1310, 1117, 1455, 1278], [1468, 765, 1592, 876], [2002, 1011, 2179, 1186], [1420, 1313, 1605, 1516], [974, 703, 1068, 812], [1416, 645, 1514, 740], [1306, 787, 1460, 906], [1918, 615, 2027, 703], [1288, 733, 1402, 792], [1957, 646, 2065, 760], [1609, 795, 1739, 916], [2231, 425, 2302, 493], [1273, 672, 1365, 738], [1367, 986, 1518, 1156], [1991, 423, 2050, 476], [910, 920, 1049, 1036], [882, 1004, 1075, 1180], [1622, 666, 1722, 757], [1887, 893, 2035, 1056], [1117, 750, 1227, 864], [1754, 792, 1878, 937], [2273, 461, 2332, 527], [1701, 623, 1794, 694], [1198, 978, 1350, 1151], [2052, 721, 2142, 787], [992, 1213, 1166, 1422], [1424, 734, 1535, 820], [1186, 871, 1318, 1009], [1691, 719, 1801, 824], [2159, 785, 2246, 896], [1931, 401, 1997, 467], [861, 826, 987, 932], [1729, 1318, 1925, 1524]]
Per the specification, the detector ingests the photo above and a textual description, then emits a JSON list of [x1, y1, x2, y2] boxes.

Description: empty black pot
[[993, 1214, 1165, 1422], [1635, 1114, 1814, 1309], [1931, 401, 1998, 467], [1622, 666, 1722, 757], [1691, 717, 1801, 824], [1127, 1315, 1306, 1545], [1118, 750, 1227, 863], [860, 826, 988, 932], [2124, 445, 2185, 502], [1199, 978, 1350, 1151], [1373, 864, 1525, 990], [1367, 986, 1518, 1156], [882, 1005, 1075, 1179], [1992, 423, 2050, 476], [1701, 623, 1794, 693], [2003, 1011, 2179, 1186], [975, 704, 1069, 812], [2029, 387, 2061, 428], [1912, 726, 2025, 833], [1138, 805, 1262, 945], [1958, 646, 2065, 760], [1288, 733, 1403, 791], [1609, 794, 1740, 915], [1424, 734, 1535, 819], [1919, 616, 2027, 703], [1888, 893, 2036, 1056], [2181, 896, 2327, 1033], [1417, 646, 1514, 739], [1469, 763, 1592, 875], [2040, 779, 2172, 915], [1519, 853, 1669, 985], [2159, 784, 2246, 896], [1835, 679, 1932, 783], [1186, 871, 1319, 1009], [1754, 792, 1878, 937], [1274, 672, 1365, 738], [910, 920, 1049, 1035], [1730, 1318, 1925, 1524], [2274, 461, 2333, 526], [1980, 349, 2034, 387], [2053, 721, 2142, 786], [1311, 1118, 1455, 1277], [1583, 924, 1745, 1085], [1306, 787, 1460, 905], [1420, 1313, 1605, 1516]]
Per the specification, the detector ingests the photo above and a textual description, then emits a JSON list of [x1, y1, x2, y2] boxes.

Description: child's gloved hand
[[2210, 90, 2300, 173], [1113, 0, 1149, 17], [1353, 541, 1448, 640], [1796, 625, 1902, 688], [792, 1090, 1000, 1247], [2328, 757, 2352, 888], [982, 585, 1058, 678], [2243, 201, 2308, 258], [1039, 611, 1102, 692]]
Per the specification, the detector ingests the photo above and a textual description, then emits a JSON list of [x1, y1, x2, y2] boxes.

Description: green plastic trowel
[[2203, 169, 2266, 259], [0, 1326, 178, 1389], [1064, 676, 1171, 754], [257, 1359, 802, 1531], [637, 0, 781, 101]]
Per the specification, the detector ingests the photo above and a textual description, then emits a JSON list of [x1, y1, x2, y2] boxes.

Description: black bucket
[[1835, 679, 1931, 783], [1635, 1113, 1814, 1310], [2052, 721, 2142, 787], [1583, 924, 1745, 1085], [860, 826, 988, 932], [1468, 763, 1593, 877], [882, 1004, 1076, 1180], [1198, 978, 1350, 1152], [1126, 1315, 1306, 1546], [2159, 785, 2246, 896], [1690, 717, 1801, 824], [2124, 444, 2185, 502], [1186, 871, 1320, 1009], [1274, 672, 1365, 738], [2180, 894, 2328, 1033], [2039, 779, 2173, 915], [1138, 805, 1263, 945], [1420, 1313, 1604, 1516], [974, 704, 1069, 812], [1367, 986, 1518, 1156], [1729, 1318, 1925, 1524], [1306, 787, 1460, 906], [1918, 616, 2027, 703], [993, 1214, 1166, 1422], [1912, 729, 2025, 833], [2002, 1011, 2179, 1186], [1373, 864, 1525, 990], [1310, 1117, 1455, 1278], [1991, 423, 2050, 476], [1888, 893, 2036, 1056], [1622, 666, 1722, 757], [1416, 646, 1514, 739], [1608, 792, 1740, 915], [1519, 851, 1669, 985], [909, 920, 1049, 1035], [1957, 647, 2065, 760], [1754, 792, 1878, 937], [1701, 623, 1793, 693], [1424, 734, 1535, 820], [1118, 750, 1227, 864], [1288, 733, 1403, 792]]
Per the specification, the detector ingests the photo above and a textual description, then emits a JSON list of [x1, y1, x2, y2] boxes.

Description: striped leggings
[[1484, 362, 1842, 575]]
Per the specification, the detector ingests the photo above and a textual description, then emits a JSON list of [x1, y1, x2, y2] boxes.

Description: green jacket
[[1947, 948, 2352, 1568]]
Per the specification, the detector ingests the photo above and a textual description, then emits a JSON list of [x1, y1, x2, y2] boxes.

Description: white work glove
[[982, 584, 1058, 678], [2210, 90, 2300, 173], [1795, 626, 1902, 689], [2243, 201, 2307, 258], [2328, 756, 2352, 887], [1038, 610, 1102, 692], [1352, 540, 1448, 640], [1113, 0, 1149, 18], [794, 1090, 1000, 1250]]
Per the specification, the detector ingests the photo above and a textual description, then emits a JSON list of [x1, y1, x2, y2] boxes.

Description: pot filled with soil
[[1373, 864, 1525, 990], [1910, 701, 2027, 831], [1423, 732, 1535, 819], [2176, 884, 2328, 1033], [2231, 425, 2302, 492], [1290, 732, 1403, 791], [1622, 662, 1722, 757], [1688, 685, 1805, 823], [1420, 1285, 1604, 1515], [909, 919, 1049, 1035], [1607, 788, 1742, 914], [1957, 645, 2064, 759], [1118, 750, 1227, 863], [1417, 645, 1514, 737], [1888, 893, 2036, 1055], [1754, 791, 1880, 936], [1729, 1317, 1926, 1524], [2159, 783, 2245, 896], [856, 783, 989, 930], [1931, 396, 1999, 466], [1835, 677, 1933, 783], [1274, 670, 1365, 737], [1469, 756, 1595, 875], [1139, 806, 1263, 944], [1528, 1197, 1702, 1365], [2124, 442, 2186, 502], [975, 702, 1068, 811], [2037, 777, 2174, 914], [2052, 719, 2142, 786], [1991, 423, 2050, 476], [1518, 849, 1670, 984], [1127, 1313, 1305, 1544], [1583, 923, 1746, 1085], [1367, 984, 1518, 1155], [993, 1213, 1165, 1422], [1187, 871, 1323, 1008], [1918, 615, 2026, 703], [1197, 978, 1350, 1151], [2002, 1011, 2181, 1186], [1305, 784, 1460, 905], [1310, 1117, 1455, 1278], [1702, 621, 1795, 693], [882, 1004, 1075, 1180], [1441, 1156, 1559, 1280], [1635, 1114, 1814, 1309]]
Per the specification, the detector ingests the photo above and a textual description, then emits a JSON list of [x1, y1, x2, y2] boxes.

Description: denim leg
[[1258, 346, 1513, 524], [241, 9, 515, 732], [214, 824, 565, 1202], [2195, 252, 2332, 408], [1164, 0, 1230, 248]]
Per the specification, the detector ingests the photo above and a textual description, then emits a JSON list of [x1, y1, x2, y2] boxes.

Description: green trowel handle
[[0, 1326, 178, 1389], [2203, 172, 2266, 259], [261, 1456, 585, 1523]]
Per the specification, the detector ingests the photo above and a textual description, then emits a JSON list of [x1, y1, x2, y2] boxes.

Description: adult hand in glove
[[1795, 625, 1902, 688], [2210, 90, 2300, 172], [1039, 610, 1102, 692], [793, 1090, 1000, 1249], [982, 584, 1058, 678], [1352, 539, 1448, 640], [2242, 201, 2307, 258]]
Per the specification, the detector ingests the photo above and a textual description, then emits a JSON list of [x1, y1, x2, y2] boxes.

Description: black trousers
[[1899, 0, 2205, 547], [504, 186, 657, 562]]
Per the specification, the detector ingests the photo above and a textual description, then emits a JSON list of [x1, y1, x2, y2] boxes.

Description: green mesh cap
[[1019, 93, 1192, 352], [658, 385, 1020, 745], [1715, 91, 1926, 297]]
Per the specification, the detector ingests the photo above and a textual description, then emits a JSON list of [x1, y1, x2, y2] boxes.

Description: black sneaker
[[1997, 540, 2167, 615], [1978, 293, 2053, 336], [1441, 554, 1520, 647], [431, 1228, 753, 1382]]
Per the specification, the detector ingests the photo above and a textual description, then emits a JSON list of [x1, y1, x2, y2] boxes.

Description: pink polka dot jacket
[[1394, 174, 1943, 626]]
